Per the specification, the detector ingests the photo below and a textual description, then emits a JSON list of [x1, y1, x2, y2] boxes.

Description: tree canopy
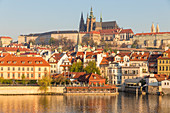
[[38, 76, 52, 94], [69, 62, 84, 72], [84, 61, 101, 75]]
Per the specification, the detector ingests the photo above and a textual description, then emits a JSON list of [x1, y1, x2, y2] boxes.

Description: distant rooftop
[[20, 30, 78, 36]]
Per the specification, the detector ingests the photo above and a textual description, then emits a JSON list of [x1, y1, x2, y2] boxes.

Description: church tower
[[100, 12, 102, 23], [75, 33, 82, 52], [79, 12, 85, 32], [151, 23, 156, 33], [156, 24, 160, 33]]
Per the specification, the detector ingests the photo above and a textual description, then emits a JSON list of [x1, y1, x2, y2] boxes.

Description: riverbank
[[0, 86, 65, 95]]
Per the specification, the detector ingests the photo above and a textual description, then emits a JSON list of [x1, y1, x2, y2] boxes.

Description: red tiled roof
[[154, 74, 170, 82], [100, 29, 133, 35], [0, 54, 50, 66], [0, 36, 12, 40], [130, 52, 150, 61], [0, 47, 30, 52], [134, 32, 170, 36], [49, 53, 63, 63]]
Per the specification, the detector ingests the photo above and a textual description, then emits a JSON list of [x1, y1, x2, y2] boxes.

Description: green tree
[[38, 76, 52, 94], [84, 61, 101, 75], [49, 37, 56, 45], [69, 62, 84, 72], [21, 74, 26, 85], [131, 40, 139, 48], [0, 77, 4, 84]]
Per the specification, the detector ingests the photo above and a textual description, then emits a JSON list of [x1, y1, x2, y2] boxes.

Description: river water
[[0, 93, 169, 113]]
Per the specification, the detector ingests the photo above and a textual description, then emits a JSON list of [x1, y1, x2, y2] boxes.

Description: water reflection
[[0, 93, 169, 113]]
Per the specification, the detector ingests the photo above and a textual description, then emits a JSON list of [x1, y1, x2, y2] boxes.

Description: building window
[[27, 67, 29, 71], [31, 74, 33, 78], [1, 73, 3, 77], [31, 68, 33, 71], [51, 65, 53, 68], [159, 66, 161, 71], [13, 67, 15, 71], [167, 82, 169, 85], [166, 66, 168, 71], [1, 67, 3, 71], [22, 67, 24, 71], [165, 82, 166, 85], [8, 73, 10, 78], [13, 73, 15, 78], [22, 61, 25, 64], [166, 60, 168, 64], [44, 68, 47, 71], [39, 68, 41, 71], [159, 60, 161, 64], [54, 65, 56, 68], [163, 66, 164, 71], [163, 61, 164, 64], [18, 73, 20, 78], [39, 74, 41, 78], [51, 70, 53, 73], [8, 67, 10, 71], [40, 61, 43, 64], [27, 74, 29, 78], [18, 67, 20, 71]]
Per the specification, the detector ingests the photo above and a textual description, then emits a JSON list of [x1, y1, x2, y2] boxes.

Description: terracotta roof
[[100, 57, 109, 65], [0, 47, 30, 52], [0, 36, 12, 40], [100, 29, 133, 35], [154, 74, 170, 82], [158, 49, 170, 59], [78, 73, 105, 82], [49, 53, 64, 63], [130, 52, 150, 61], [134, 32, 170, 36], [0, 54, 50, 66]]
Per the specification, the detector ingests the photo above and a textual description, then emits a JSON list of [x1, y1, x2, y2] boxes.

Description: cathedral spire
[[90, 6, 93, 18], [156, 24, 160, 33], [79, 12, 85, 32], [151, 23, 155, 33]]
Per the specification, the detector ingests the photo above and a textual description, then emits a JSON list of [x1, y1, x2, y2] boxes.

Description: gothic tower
[[151, 23, 156, 33], [156, 24, 160, 33], [79, 12, 85, 32]]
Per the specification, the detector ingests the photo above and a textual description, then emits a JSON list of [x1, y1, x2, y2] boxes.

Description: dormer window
[[21, 61, 25, 64], [40, 61, 43, 64], [94, 77, 96, 79], [7, 61, 11, 64], [132, 57, 135, 59], [138, 57, 141, 59], [144, 57, 147, 59], [28, 61, 32, 64], [0, 61, 4, 64], [13, 61, 17, 64], [36, 61, 39, 64]]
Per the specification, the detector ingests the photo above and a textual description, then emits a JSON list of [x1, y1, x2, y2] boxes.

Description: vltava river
[[0, 93, 170, 113]]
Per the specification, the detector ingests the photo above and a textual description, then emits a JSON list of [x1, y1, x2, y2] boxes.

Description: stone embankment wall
[[162, 88, 170, 95], [0, 86, 65, 95]]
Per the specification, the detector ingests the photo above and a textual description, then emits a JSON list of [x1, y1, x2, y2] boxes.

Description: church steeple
[[151, 23, 155, 33], [79, 12, 85, 32], [156, 24, 160, 33], [90, 6, 93, 18], [100, 12, 102, 22]]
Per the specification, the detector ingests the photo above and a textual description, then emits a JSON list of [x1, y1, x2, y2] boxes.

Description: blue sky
[[0, 0, 170, 40]]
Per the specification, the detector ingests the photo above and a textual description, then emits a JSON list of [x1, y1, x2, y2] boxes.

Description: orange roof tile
[[0, 54, 50, 66]]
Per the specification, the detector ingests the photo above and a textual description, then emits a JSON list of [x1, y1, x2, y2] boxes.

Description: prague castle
[[79, 7, 119, 32], [132, 23, 170, 48]]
